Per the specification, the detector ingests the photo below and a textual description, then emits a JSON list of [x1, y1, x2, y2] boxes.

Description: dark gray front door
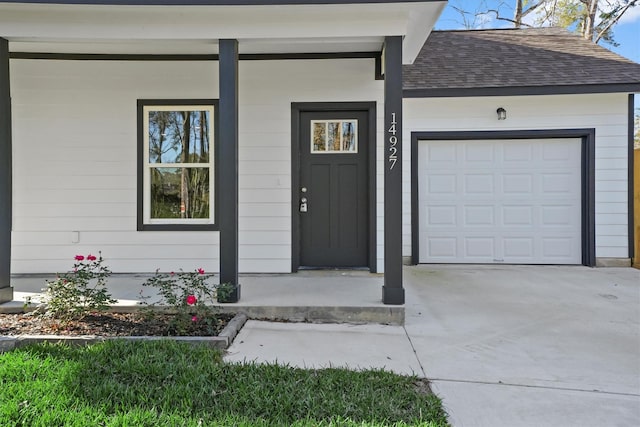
[[298, 111, 369, 267]]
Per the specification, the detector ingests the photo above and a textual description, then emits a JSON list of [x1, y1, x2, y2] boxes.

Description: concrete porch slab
[[4, 270, 403, 325]]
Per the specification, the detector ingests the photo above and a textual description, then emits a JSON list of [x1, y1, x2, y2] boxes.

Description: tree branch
[[519, 0, 547, 18], [594, 0, 638, 43], [487, 8, 535, 27]]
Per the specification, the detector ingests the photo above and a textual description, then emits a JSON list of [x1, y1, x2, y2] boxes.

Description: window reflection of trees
[[342, 122, 355, 151], [148, 110, 211, 219]]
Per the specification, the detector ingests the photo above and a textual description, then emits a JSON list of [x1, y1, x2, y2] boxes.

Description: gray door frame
[[291, 102, 377, 272]]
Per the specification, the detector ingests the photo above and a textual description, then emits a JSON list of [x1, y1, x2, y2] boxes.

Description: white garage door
[[418, 138, 582, 264]]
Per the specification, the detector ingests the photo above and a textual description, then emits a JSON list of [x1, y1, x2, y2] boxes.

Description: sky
[[434, 0, 640, 112], [435, 0, 640, 64]]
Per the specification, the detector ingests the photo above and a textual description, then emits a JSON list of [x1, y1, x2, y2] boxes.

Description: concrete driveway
[[225, 265, 640, 426], [404, 265, 639, 426]]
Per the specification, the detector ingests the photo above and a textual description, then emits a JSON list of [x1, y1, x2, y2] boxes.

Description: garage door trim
[[411, 129, 595, 266]]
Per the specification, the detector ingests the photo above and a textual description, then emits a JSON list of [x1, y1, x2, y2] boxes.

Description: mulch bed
[[0, 312, 235, 337]]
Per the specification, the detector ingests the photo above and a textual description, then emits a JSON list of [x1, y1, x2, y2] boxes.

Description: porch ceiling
[[0, 1, 446, 63]]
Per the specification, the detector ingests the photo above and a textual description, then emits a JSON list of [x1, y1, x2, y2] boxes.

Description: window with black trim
[[137, 100, 218, 231]]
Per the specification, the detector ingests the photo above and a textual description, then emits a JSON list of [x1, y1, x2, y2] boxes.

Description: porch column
[[382, 36, 404, 305], [0, 38, 12, 303], [218, 39, 240, 302]]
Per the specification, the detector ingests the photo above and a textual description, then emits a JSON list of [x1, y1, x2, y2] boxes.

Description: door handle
[[300, 197, 308, 213]]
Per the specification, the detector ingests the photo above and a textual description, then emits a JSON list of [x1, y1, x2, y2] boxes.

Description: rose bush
[[41, 253, 116, 322], [140, 268, 223, 335]]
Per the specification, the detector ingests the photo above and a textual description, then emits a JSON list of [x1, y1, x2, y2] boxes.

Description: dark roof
[[404, 27, 640, 97]]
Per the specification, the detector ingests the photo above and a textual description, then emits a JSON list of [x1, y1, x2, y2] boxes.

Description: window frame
[[137, 99, 219, 231], [310, 119, 359, 154]]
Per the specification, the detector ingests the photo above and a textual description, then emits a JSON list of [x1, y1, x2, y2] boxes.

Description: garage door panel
[[502, 174, 533, 194], [464, 205, 494, 226], [425, 236, 457, 259], [426, 143, 457, 164], [427, 205, 457, 226], [503, 237, 534, 258], [542, 140, 576, 161], [418, 138, 582, 265], [464, 174, 494, 194], [542, 237, 576, 259], [426, 174, 457, 195], [503, 143, 534, 162], [464, 143, 495, 163], [541, 173, 576, 193], [540, 205, 578, 226], [464, 237, 496, 258], [502, 205, 533, 226]]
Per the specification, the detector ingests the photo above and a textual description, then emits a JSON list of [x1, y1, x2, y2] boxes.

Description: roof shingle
[[404, 27, 640, 95]]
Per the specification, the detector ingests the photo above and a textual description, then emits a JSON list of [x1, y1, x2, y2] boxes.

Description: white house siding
[[403, 93, 630, 261], [10, 58, 384, 274]]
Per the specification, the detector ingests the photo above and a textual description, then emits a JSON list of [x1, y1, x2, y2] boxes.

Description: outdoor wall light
[[496, 107, 507, 120]]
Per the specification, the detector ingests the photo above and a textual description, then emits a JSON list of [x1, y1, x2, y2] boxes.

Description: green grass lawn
[[0, 340, 448, 426]]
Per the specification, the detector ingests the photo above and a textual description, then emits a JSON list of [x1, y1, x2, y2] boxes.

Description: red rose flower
[[74, 255, 85, 261], [87, 254, 97, 261], [186, 295, 197, 305], [192, 316, 198, 322], [197, 268, 205, 275]]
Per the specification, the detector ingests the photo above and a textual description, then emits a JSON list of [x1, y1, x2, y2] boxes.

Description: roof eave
[[403, 83, 640, 98]]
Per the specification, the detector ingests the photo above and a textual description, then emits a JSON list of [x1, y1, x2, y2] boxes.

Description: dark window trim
[[291, 101, 377, 273], [137, 99, 219, 232], [629, 94, 635, 260], [411, 129, 596, 267], [403, 84, 640, 98]]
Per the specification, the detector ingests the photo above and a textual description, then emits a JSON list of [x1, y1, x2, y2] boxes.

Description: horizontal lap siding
[[239, 60, 384, 272], [11, 60, 220, 273], [404, 94, 630, 260], [11, 58, 383, 273]]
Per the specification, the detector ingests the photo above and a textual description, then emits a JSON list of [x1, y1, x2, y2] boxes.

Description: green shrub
[[42, 253, 116, 322], [140, 268, 222, 335]]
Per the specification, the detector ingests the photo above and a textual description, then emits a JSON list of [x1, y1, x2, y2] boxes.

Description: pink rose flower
[[197, 268, 205, 275], [186, 295, 197, 305], [192, 316, 198, 322], [87, 254, 97, 261], [75, 255, 85, 261]]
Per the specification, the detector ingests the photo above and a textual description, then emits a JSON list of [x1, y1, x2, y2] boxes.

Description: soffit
[[1, 1, 446, 63]]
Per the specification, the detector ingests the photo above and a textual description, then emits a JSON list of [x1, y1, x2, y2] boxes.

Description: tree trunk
[[583, 0, 598, 41], [514, 0, 524, 28], [181, 112, 191, 218]]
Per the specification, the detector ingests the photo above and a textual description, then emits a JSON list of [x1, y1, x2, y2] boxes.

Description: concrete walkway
[[225, 265, 640, 427]]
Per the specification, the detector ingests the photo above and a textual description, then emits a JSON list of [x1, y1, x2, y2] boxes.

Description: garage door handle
[[300, 197, 308, 213]]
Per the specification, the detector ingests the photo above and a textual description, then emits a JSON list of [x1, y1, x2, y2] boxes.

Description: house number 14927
[[388, 112, 398, 170]]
